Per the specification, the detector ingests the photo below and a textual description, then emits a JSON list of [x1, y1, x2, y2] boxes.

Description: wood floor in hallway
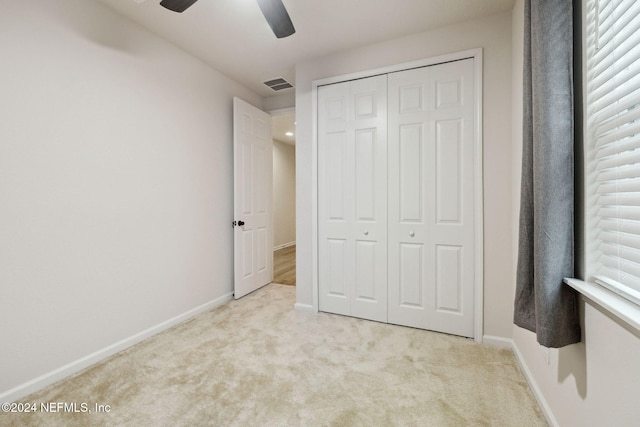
[[273, 245, 295, 286]]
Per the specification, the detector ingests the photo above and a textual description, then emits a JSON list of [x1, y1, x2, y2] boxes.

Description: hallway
[[273, 245, 295, 286]]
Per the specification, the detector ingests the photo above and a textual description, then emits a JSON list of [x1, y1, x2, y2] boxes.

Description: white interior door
[[387, 59, 476, 337], [318, 75, 388, 322], [233, 97, 273, 299]]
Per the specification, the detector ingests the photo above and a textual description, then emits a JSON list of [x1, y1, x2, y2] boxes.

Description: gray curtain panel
[[514, 0, 581, 348]]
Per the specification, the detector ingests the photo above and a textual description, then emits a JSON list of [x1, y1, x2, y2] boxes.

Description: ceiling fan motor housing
[[159, 0, 199, 13], [160, 0, 295, 39]]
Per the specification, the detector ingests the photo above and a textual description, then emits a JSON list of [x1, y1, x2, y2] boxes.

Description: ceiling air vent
[[263, 77, 294, 92]]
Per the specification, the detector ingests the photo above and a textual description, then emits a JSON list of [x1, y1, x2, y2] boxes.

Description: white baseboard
[[481, 335, 558, 426], [511, 341, 559, 427], [273, 241, 295, 251], [482, 335, 514, 348], [294, 302, 314, 312], [0, 292, 233, 403]]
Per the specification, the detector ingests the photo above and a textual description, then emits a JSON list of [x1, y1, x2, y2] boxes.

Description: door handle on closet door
[[409, 231, 415, 237]]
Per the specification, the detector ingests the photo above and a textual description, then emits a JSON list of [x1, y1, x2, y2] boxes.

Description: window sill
[[564, 278, 640, 332]]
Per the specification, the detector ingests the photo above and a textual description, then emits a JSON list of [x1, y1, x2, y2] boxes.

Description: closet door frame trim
[[311, 48, 484, 343]]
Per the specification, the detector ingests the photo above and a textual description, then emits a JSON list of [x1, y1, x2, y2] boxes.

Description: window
[[585, 0, 640, 305]]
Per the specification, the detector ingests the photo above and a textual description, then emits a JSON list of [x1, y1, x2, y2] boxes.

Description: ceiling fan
[[158, 0, 296, 39]]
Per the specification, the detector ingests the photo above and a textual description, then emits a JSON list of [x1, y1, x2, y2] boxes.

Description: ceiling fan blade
[[159, 0, 198, 13], [256, 0, 295, 39]]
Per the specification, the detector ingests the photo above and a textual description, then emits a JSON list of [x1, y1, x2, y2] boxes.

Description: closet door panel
[[327, 239, 348, 297], [355, 128, 376, 220], [435, 244, 463, 312], [435, 119, 462, 224], [318, 75, 388, 322], [326, 132, 348, 220], [399, 123, 424, 223], [319, 82, 352, 316], [388, 66, 433, 330], [388, 59, 476, 337], [399, 242, 424, 307], [350, 75, 388, 322], [355, 241, 376, 300], [428, 59, 476, 337]]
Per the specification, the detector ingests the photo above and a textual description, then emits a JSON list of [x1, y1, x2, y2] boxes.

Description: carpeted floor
[[1, 284, 546, 426]]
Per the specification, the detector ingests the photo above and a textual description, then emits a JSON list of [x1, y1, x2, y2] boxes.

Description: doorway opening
[[272, 112, 296, 286]]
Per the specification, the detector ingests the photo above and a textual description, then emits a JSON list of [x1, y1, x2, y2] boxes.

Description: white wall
[[510, 1, 640, 425], [264, 91, 295, 112], [0, 0, 262, 399], [295, 12, 514, 338], [273, 140, 296, 249]]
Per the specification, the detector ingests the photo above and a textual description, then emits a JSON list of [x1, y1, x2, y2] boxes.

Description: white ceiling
[[96, 0, 515, 97]]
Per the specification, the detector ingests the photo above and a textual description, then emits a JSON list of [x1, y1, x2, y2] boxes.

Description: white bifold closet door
[[387, 59, 476, 337], [318, 75, 388, 322], [318, 58, 476, 338]]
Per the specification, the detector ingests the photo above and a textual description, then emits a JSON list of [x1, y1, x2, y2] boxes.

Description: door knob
[[238, 220, 245, 226], [409, 231, 415, 237], [364, 230, 369, 235]]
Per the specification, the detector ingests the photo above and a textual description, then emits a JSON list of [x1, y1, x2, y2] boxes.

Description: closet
[[318, 58, 477, 338]]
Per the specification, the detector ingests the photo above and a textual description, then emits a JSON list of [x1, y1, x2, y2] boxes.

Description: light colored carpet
[[2, 284, 546, 426]]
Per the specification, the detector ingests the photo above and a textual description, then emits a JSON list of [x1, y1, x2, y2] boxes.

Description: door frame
[[268, 106, 296, 286], [310, 48, 485, 343]]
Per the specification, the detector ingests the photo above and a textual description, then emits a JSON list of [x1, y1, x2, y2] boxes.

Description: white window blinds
[[587, 0, 640, 305]]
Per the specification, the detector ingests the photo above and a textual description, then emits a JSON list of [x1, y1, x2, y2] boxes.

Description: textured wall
[[0, 0, 262, 396]]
